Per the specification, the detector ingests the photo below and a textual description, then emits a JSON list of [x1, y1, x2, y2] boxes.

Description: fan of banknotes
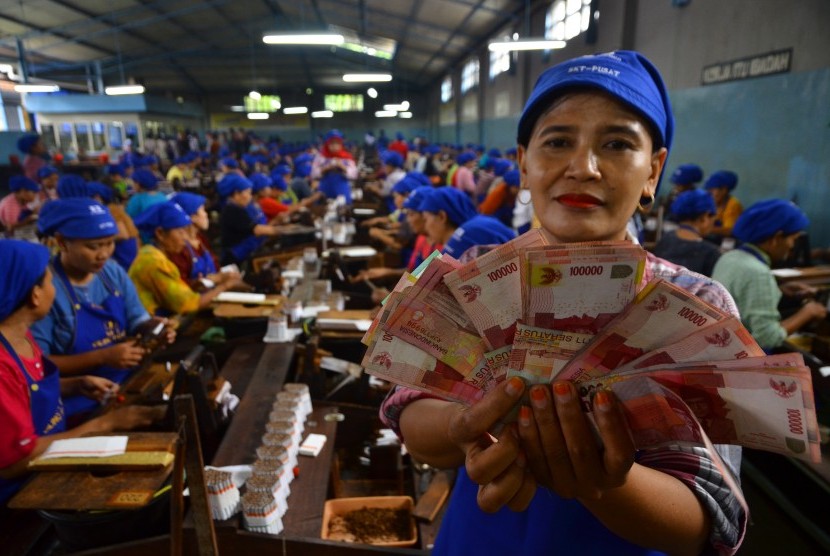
[[361, 229, 822, 464]]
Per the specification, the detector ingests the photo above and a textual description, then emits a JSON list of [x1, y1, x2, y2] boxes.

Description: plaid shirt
[[712, 246, 785, 350], [380, 250, 747, 555]]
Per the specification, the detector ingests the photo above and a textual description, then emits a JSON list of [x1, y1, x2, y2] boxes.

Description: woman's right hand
[[446, 376, 536, 513], [101, 340, 146, 368]]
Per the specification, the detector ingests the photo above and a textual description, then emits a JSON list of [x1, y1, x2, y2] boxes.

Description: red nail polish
[[519, 405, 531, 425], [594, 390, 612, 410], [553, 382, 570, 398], [530, 387, 546, 402]]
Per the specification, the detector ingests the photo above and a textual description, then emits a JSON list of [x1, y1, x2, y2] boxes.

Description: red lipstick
[[556, 194, 603, 209]]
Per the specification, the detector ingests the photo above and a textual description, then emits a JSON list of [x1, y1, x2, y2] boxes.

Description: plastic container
[[321, 495, 417, 548]]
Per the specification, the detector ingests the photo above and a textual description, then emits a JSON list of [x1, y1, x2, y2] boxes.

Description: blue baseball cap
[[419, 187, 478, 227], [670, 190, 716, 220], [517, 50, 674, 190], [0, 240, 50, 321], [670, 164, 704, 186], [133, 201, 191, 232], [171, 192, 207, 216], [733, 199, 809, 245], [9, 175, 40, 193], [704, 170, 738, 191], [38, 198, 117, 239]]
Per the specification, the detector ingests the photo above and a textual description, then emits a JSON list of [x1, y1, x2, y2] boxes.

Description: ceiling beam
[[415, 0, 489, 80]]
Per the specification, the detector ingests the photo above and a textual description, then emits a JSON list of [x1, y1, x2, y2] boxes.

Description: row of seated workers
[[0, 126, 826, 510]]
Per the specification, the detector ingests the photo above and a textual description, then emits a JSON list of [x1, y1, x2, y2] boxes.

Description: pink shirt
[[0, 194, 24, 229]]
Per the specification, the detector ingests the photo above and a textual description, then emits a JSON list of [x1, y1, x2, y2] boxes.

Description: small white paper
[[299, 433, 327, 457], [301, 304, 330, 318], [771, 268, 802, 278], [316, 318, 373, 332], [216, 292, 267, 304], [262, 328, 302, 344], [353, 208, 376, 216], [40, 436, 128, 460]]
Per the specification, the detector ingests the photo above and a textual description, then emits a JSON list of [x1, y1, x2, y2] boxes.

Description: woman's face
[[423, 211, 452, 245], [191, 205, 209, 231], [518, 91, 667, 244], [156, 227, 189, 255], [61, 236, 116, 274], [405, 209, 425, 234], [709, 187, 729, 205], [328, 140, 343, 154]]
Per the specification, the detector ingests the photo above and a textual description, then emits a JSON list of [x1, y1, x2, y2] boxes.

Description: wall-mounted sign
[[701, 48, 792, 86]]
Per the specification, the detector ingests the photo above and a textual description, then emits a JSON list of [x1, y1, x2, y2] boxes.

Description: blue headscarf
[[171, 192, 206, 216], [217, 174, 253, 198], [131, 169, 159, 191], [733, 199, 809, 245], [419, 187, 478, 227], [704, 170, 738, 191], [9, 176, 39, 193], [670, 190, 716, 220], [670, 164, 704, 186], [517, 50, 674, 192], [57, 174, 89, 198], [0, 240, 51, 321], [38, 198, 117, 239], [133, 201, 191, 233]]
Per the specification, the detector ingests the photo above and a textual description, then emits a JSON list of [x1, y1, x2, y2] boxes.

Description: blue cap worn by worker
[[9, 175, 40, 193], [220, 157, 239, 169], [249, 173, 273, 194], [57, 174, 89, 198], [133, 201, 191, 233], [170, 192, 207, 216], [0, 240, 51, 321], [503, 170, 521, 187], [407, 172, 432, 187], [381, 151, 404, 168], [456, 151, 476, 165], [517, 50, 674, 192], [704, 170, 739, 191], [87, 181, 113, 204], [443, 215, 516, 258], [16, 134, 40, 155], [670, 189, 716, 220], [37, 166, 58, 180], [732, 199, 809, 245], [402, 186, 435, 211], [38, 198, 117, 239], [419, 187, 478, 227], [131, 169, 159, 191], [391, 176, 420, 196], [294, 162, 312, 178], [670, 164, 704, 186], [217, 174, 253, 198]]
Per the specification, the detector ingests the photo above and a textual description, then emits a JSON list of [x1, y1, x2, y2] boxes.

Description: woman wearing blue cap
[[31, 198, 168, 419], [652, 189, 722, 276], [36, 166, 59, 203], [713, 199, 825, 351], [130, 201, 238, 315], [479, 169, 521, 228], [311, 130, 358, 204], [125, 169, 166, 222], [420, 187, 515, 259], [0, 240, 162, 504], [0, 176, 40, 241], [217, 174, 282, 266], [17, 133, 46, 182], [382, 51, 746, 556], [451, 151, 478, 199], [704, 171, 743, 240]]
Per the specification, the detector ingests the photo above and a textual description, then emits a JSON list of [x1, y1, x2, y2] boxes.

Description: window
[[489, 46, 511, 80], [91, 122, 106, 150], [324, 94, 364, 112], [545, 0, 592, 42], [108, 122, 123, 150], [58, 122, 74, 150], [441, 76, 453, 103], [74, 123, 90, 152], [460, 58, 479, 94], [244, 94, 282, 113]]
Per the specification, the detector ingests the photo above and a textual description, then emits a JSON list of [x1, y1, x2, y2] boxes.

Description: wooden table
[[773, 266, 830, 286]]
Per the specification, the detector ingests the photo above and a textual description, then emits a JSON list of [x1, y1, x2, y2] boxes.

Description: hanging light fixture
[[263, 32, 344, 45]]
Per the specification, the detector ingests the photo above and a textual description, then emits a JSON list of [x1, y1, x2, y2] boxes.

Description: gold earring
[[637, 193, 655, 213]]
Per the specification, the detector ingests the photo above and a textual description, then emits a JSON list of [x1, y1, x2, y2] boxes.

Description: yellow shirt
[[128, 245, 200, 315], [713, 195, 743, 237]]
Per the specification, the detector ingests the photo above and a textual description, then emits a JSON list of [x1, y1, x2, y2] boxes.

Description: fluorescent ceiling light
[[343, 73, 392, 83], [488, 39, 566, 52], [14, 83, 60, 93], [367, 87, 378, 98], [311, 110, 334, 118], [263, 33, 344, 45], [247, 112, 269, 120], [383, 102, 410, 111], [399, 112, 413, 119], [249, 90, 261, 100], [105, 85, 145, 95], [229, 105, 245, 112], [283, 106, 308, 114], [375, 110, 397, 118]]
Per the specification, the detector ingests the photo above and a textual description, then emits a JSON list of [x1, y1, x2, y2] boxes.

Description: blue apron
[[185, 242, 217, 280], [435, 467, 666, 556], [52, 257, 131, 417], [229, 203, 268, 263], [0, 332, 66, 504], [112, 237, 139, 271], [318, 170, 352, 204]]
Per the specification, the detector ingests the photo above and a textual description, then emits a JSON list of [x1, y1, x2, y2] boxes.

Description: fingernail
[[530, 386, 548, 409], [553, 381, 572, 401], [505, 376, 525, 397], [594, 389, 612, 411], [519, 405, 531, 426]]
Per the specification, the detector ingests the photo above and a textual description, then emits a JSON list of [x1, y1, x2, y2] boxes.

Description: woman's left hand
[[76, 376, 118, 401], [148, 317, 177, 345], [517, 381, 635, 500]]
